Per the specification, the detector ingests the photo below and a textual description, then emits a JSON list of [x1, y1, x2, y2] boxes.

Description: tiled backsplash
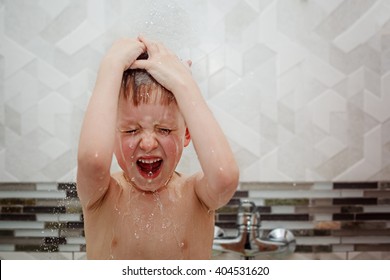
[[1, 182, 390, 260], [2, 0, 390, 183]]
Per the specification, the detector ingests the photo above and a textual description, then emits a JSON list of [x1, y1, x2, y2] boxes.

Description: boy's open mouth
[[136, 157, 163, 179]]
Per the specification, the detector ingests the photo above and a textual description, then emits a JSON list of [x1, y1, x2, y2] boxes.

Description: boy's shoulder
[[111, 171, 125, 182], [171, 171, 198, 187]]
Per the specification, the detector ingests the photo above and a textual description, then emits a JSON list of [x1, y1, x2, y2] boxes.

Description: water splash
[[161, 218, 171, 229], [116, 0, 207, 53], [114, 184, 124, 214], [109, 227, 117, 259], [153, 191, 163, 212]]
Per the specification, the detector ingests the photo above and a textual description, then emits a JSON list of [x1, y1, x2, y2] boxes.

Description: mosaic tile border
[[0, 182, 389, 259]]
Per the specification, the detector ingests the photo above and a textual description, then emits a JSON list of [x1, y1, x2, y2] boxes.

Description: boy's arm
[[77, 39, 145, 209], [132, 37, 239, 210], [177, 80, 239, 210]]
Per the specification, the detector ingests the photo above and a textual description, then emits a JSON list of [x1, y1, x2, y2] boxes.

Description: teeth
[[138, 158, 161, 164]]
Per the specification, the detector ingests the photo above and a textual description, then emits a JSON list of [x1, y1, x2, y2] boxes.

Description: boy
[[76, 36, 239, 259]]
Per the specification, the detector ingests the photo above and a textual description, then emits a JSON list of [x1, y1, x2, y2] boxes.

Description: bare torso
[[82, 172, 215, 259]]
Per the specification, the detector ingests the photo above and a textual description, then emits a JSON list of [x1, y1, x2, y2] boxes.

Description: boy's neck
[[122, 172, 173, 194]]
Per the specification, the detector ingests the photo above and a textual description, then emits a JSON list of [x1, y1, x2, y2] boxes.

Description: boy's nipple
[[111, 237, 118, 248]]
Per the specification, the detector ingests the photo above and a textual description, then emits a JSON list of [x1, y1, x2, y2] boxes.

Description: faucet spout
[[213, 200, 296, 259]]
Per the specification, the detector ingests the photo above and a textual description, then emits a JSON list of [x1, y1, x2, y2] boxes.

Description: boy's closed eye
[[125, 129, 139, 135], [118, 128, 139, 135], [118, 127, 172, 136], [157, 128, 172, 136]]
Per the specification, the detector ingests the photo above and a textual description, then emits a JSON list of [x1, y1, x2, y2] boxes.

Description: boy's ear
[[184, 128, 191, 147]]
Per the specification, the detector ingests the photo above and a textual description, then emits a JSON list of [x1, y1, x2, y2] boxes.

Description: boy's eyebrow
[[116, 119, 139, 129], [155, 123, 177, 129]]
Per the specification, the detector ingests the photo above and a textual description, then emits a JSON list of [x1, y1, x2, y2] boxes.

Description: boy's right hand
[[103, 38, 146, 71], [130, 36, 195, 94]]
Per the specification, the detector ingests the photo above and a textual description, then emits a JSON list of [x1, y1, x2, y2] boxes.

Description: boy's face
[[115, 95, 190, 192]]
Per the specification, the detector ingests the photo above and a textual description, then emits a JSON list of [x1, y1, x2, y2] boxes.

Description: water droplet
[[153, 192, 163, 212]]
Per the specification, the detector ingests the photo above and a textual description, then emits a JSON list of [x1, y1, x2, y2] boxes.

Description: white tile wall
[[1, 0, 390, 182]]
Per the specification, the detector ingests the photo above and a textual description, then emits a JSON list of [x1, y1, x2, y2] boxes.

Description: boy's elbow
[[217, 164, 239, 198], [224, 165, 239, 190], [77, 150, 111, 176]]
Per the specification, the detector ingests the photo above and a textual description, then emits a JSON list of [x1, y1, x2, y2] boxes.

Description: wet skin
[[82, 94, 214, 259], [83, 171, 215, 259]]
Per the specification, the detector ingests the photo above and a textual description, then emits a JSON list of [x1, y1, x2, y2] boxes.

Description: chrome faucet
[[213, 200, 296, 259]]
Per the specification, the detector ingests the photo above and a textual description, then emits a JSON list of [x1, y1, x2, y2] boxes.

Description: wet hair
[[121, 53, 176, 106]]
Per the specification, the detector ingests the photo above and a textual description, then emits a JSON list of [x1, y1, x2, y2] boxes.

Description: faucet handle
[[238, 200, 257, 214], [237, 200, 260, 228]]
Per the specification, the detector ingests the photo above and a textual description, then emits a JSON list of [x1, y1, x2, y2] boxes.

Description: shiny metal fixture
[[213, 200, 296, 259]]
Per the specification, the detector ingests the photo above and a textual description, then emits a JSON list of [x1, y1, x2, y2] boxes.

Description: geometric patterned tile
[[1, 0, 390, 182]]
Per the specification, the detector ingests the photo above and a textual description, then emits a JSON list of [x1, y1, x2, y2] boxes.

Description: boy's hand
[[103, 38, 146, 71], [130, 36, 194, 93]]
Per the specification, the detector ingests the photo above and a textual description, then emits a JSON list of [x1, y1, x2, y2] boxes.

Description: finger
[[129, 59, 150, 70], [156, 42, 170, 55], [138, 35, 159, 54], [138, 35, 172, 56]]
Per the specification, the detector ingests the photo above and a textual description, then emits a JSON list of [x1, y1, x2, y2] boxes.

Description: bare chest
[[104, 187, 210, 259]]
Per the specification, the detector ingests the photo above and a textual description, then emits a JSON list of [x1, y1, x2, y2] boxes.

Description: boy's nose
[[139, 132, 158, 152]]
